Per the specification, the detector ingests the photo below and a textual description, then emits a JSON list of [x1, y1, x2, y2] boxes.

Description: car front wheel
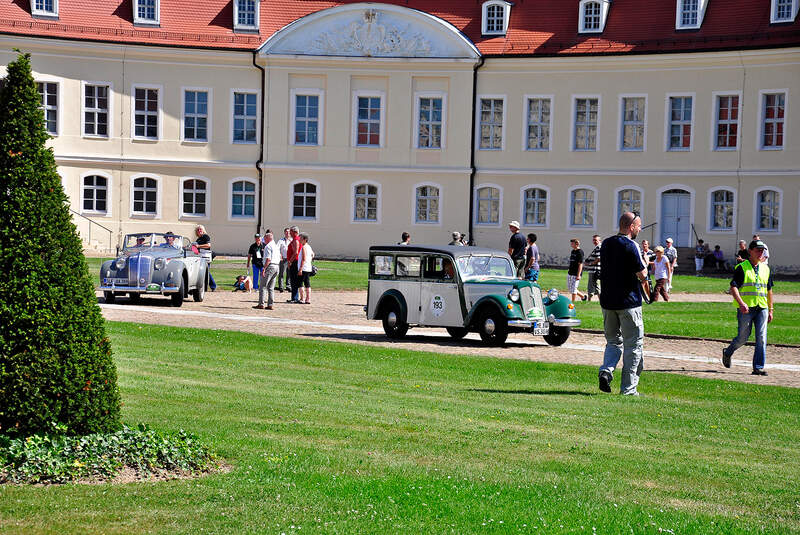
[[171, 276, 185, 307], [103, 291, 115, 304], [446, 327, 469, 340], [192, 273, 205, 302], [543, 326, 571, 346], [128, 292, 140, 304], [477, 308, 508, 346], [382, 301, 408, 339]]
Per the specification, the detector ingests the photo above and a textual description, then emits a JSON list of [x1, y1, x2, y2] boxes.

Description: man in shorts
[[567, 238, 587, 302]]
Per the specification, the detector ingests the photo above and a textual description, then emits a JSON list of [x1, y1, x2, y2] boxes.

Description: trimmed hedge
[[0, 52, 121, 436]]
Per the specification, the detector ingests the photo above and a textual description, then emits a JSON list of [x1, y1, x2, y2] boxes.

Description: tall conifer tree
[[0, 52, 121, 436]]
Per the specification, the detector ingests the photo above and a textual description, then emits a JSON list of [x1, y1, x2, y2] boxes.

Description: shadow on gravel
[[648, 368, 723, 374], [303, 332, 536, 348], [468, 388, 595, 396]]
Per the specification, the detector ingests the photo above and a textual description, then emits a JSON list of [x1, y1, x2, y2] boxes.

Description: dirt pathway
[[99, 290, 800, 390]]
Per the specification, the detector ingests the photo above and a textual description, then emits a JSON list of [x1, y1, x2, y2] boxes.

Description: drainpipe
[[253, 50, 266, 235], [468, 55, 485, 246]]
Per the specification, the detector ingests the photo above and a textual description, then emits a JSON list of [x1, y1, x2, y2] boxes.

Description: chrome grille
[[127, 253, 152, 286], [520, 286, 536, 315]]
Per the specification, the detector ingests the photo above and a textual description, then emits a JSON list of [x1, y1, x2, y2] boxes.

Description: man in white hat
[[664, 237, 678, 292], [507, 221, 526, 278], [448, 231, 463, 246]]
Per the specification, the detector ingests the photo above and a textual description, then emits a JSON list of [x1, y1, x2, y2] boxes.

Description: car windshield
[[456, 255, 515, 280], [123, 233, 182, 251]]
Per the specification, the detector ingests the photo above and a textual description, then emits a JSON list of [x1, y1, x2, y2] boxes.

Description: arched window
[[757, 189, 781, 231], [710, 189, 734, 230], [617, 188, 641, 220], [582, 1, 601, 30], [182, 178, 207, 217], [354, 184, 378, 222], [476, 186, 500, 225], [293, 182, 317, 219], [132, 176, 157, 215], [415, 185, 440, 223], [571, 188, 595, 227], [82, 174, 108, 214], [523, 188, 547, 226], [231, 180, 256, 218], [482, 1, 511, 35]]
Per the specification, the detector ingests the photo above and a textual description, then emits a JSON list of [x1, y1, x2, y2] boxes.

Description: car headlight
[[154, 258, 166, 270], [114, 257, 125, 270], [547, 288, 559, 302], [508, 288, 520, 302]]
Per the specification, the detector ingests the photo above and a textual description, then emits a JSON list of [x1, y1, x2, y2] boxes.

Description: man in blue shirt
[[598, 212, 649, 395]]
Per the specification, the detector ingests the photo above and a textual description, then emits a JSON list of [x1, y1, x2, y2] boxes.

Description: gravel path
[[99, 290, 800, 390]]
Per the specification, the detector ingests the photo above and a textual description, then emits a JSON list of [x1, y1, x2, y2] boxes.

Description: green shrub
[[0, 424, 218, 484], [0, 52, 121, 436]]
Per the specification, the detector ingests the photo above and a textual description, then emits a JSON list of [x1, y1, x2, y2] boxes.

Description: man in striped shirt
[[585, 234, 602, 301]]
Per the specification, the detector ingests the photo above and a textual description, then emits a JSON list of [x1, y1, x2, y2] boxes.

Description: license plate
[[532, 321, 549, 336], [109, 278, 128, 285]]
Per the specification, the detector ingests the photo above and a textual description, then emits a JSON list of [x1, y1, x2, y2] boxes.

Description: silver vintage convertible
[[100, 232, 208, 307]]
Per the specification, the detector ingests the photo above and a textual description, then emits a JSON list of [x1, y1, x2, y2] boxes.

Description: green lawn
[[2, 323, 799, 534]]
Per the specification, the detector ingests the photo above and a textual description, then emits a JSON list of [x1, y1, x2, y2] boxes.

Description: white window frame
[[179, 177, 210, 219], [181, 87, 212, 144], [412, 182, 442, 226], [571, 95, 601, 152], [351, 181, 382, 224], [230, 88, 260, 145], [664, 92, 695, 152], [675, 0, 708, 29], [289, 179, 320, 222], [707, 186, 737, 234], [567, 185, 598, 230], [710, 90, 742, 152], [81, 81, 112, 139], [758, 89, 788, 151], [618, 94, 648, 152], [351, 91, 386, 148], [579, 0, 611, 33], [476, 95, 507, 151], [474, 183, 503, 227], [133, 0, 159, 25], [130, 174, 162, 218], [80, 171, 112, 217], [522, 94, 553, 152], [131, 84, 162, 141], [290, 88, 324, 146], [482, 1, 512, 35], [228, 177, 258, 222], [753, 187, 783, 234], [520, 184, 550, 229], [233, 0, 260, 31], [614, 185, 644, 225], [413, 92, 447, 150], [35, 78, 60, 137], [770, 0, 799, 23], [31, 0, 58, 18]]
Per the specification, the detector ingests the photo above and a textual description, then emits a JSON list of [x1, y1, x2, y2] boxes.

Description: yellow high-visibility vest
[[736, 260, 770, 309]]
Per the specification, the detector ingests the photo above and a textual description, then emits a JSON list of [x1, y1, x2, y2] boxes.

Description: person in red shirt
[[285, 226, 301, 303]]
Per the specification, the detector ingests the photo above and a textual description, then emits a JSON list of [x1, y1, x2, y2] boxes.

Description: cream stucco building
[[1, 1, 798, 271]]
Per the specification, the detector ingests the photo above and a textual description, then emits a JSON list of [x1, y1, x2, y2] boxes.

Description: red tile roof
[[1, 0, 798, 54]]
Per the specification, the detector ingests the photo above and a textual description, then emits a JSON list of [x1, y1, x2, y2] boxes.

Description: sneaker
[[598, 371, 612, 393], [581, 295, 588, 302], [722, 349, 731, 368], [252, 304, 265, 309], [752, 369, 768, 376]]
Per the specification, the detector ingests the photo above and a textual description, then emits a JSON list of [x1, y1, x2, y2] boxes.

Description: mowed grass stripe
[[2, 322, 798, 534]]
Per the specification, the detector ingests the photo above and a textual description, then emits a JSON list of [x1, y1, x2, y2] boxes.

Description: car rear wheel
[[128, 292, 140, 304], [171, 276, 185, 307], [477, 308, 508, 346], [446, 327, 469, 340], [192, 273, 205, 302], [543, 326, 571, 346], [382, 301, 408, 339], [103, 291, 115, 304]]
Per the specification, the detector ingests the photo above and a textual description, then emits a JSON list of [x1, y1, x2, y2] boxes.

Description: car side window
[[396, 256, 421, 277], [423, 256, 455, 281], [372, 255, 394, 276]]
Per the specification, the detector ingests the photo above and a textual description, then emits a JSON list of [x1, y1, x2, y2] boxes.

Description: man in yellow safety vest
[[722, 240, 774, 375]]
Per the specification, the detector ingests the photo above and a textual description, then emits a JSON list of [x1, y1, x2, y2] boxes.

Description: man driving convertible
[[160, 231, 177, 247]]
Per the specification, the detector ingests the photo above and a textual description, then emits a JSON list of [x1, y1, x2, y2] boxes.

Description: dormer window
[[234, 0, 260, 31], [675, 0, 709, 30], [134, 0, 159, 25], [482, 1, 512, 36], [31, 0, 58, 17], [579, 0, 611, 33], [771, 0, 799, 23]]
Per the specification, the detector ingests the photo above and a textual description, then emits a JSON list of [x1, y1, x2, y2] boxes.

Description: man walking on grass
[[598, 212, 649, 396], [254, 232, 280, 310], [585, 234, 601, 301], [722, 240, 774, 376]]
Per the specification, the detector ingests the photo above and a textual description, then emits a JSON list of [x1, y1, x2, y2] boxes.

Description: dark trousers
[[277, 259, 289, 290], [651, 278, 669, 302], [289, 260, 300, 301]]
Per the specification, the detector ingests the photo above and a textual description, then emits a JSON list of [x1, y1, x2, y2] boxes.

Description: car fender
[[545, 294, 577, 319], [466, 295, 519, 325], [162, 259, 186, 290], [377, 290, 408, 322]]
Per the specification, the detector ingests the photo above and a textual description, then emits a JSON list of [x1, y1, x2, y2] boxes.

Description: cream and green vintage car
[[366, 245, 579, 346]]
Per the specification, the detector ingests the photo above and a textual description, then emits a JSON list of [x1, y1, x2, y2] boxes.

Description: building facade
[[1, 1, 798, 270]]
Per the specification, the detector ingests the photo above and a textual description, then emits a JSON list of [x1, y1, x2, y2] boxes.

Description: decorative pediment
[[259, 3, 479, 59]]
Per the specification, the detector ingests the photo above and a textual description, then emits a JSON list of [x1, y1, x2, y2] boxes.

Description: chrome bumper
[[549, 317, 581, 327], [508, 319, 532, 328], [100, 283, 180, 294]]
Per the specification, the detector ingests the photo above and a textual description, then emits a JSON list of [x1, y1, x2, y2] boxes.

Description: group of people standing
[[246, 226, 315, 310]]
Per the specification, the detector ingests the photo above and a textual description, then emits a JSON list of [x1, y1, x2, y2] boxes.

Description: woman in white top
[[650, 246, 672, 302], [296, 232, 315, 304]]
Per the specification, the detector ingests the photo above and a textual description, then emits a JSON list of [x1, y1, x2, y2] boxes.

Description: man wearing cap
[[664, 237, 677, 292], [449, 231, 463, 246], [507, 221, 526, 278], [246, 233, 264, 290], [722, 240, 774, 376]]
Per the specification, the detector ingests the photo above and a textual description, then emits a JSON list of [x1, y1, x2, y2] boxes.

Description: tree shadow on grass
[[303, 332, 535, 349], [468, 388, 595, 396]]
